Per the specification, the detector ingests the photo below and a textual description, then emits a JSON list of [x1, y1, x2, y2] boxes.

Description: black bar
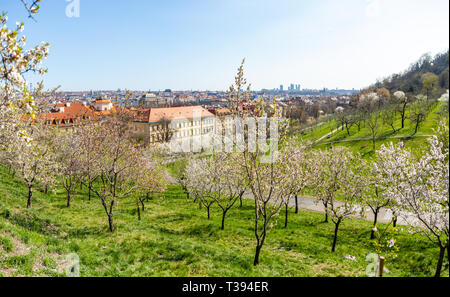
[[0, 277, 444, 297]]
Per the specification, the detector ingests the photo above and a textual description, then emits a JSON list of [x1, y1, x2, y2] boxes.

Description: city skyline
[[3, 0, 449, 91]]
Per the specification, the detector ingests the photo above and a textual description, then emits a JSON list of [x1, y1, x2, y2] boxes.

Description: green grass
[[298, 101, 445, 158], [0, 165, 447, 277], [292, 120, 338, 143]]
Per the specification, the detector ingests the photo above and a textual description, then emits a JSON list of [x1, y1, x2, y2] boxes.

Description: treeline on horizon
[[369, 50, 449, 95]]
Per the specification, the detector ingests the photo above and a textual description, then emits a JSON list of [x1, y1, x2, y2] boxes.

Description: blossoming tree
[[80, 117, 166, 232], [1, 10, 49, 142], [12, 121, 58, 208], [362, 159, 393, 239], [184, 157, 217, 220], [134, 149, 168, 221], [376, 137, 449, 277], [53, 129, 83, 207], [191, 153, 247, 230], [223, 60, 293, 265], [311, 146, 366, 252], [77, 120, 102, 201], [281, 140, 312, 228]]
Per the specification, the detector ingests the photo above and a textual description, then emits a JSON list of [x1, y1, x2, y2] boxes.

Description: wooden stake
[[378, 256, 385, 277]]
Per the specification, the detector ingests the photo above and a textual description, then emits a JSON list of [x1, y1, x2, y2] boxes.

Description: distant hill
[[371, 50, 449, 95], [298, 50, 449, 157]]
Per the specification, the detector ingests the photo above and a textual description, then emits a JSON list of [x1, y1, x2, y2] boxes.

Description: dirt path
[[315, 126, 342, 143]]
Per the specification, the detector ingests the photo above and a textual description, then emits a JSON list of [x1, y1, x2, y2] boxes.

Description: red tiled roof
[[133, 109, 151, 122], [134, 106, 214, 123], [93, 105, 130, 116], [37, 102, 96, 125]]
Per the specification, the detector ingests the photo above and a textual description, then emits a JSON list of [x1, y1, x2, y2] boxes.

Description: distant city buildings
[[37, 86, 359, 145], [138, 93, 172, 108], [284, 83, 301, 92], [52, 86, 359, 109]]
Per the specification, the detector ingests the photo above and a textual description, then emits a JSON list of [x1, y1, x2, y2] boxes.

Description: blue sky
[[2, 0, 449, 91]]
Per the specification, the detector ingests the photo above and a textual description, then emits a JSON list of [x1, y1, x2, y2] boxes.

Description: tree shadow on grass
[[67, 225, 105, 238], [182, 223, 218, 238], [153, 212, 194, 223]]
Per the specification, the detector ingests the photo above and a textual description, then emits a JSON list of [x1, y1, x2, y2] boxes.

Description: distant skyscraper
[[280, 85, 284, 91]]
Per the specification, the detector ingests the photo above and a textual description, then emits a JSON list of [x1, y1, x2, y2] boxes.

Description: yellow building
[[132, 106, 215, 145]]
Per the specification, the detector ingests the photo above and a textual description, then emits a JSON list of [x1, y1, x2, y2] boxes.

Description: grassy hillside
[[373, 51, 449, 94], [0, 165, 447, 277], [298, 101, 446, 158]]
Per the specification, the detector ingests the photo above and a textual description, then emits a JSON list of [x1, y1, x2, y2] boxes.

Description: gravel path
[[242, 191, 410, 225]]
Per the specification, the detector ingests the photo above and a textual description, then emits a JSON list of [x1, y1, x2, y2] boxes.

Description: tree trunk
[[254, 244, 262, 266], [393, 214, 397, 227], [370, 209, 379, 240], [206, 206, 210, 220], [414, 119, 419, 135], [221, 209, 228, 230], [44, 184, 48, 195], [435, 246, 446, 277], [27, 186, 33, 209], [391, 124, 396, 133], [331, 220, 341, 252], [88, 181, 92, 201], [137, 204, 141, 221], [323, 201, 329, 223], [66, 191, 71, 208], [284, 203, 289, 229], [108, 214, 115, 232], [140, 199, 145, 212], [295, 195, 299, 214], [401, 103, 407, 129]]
